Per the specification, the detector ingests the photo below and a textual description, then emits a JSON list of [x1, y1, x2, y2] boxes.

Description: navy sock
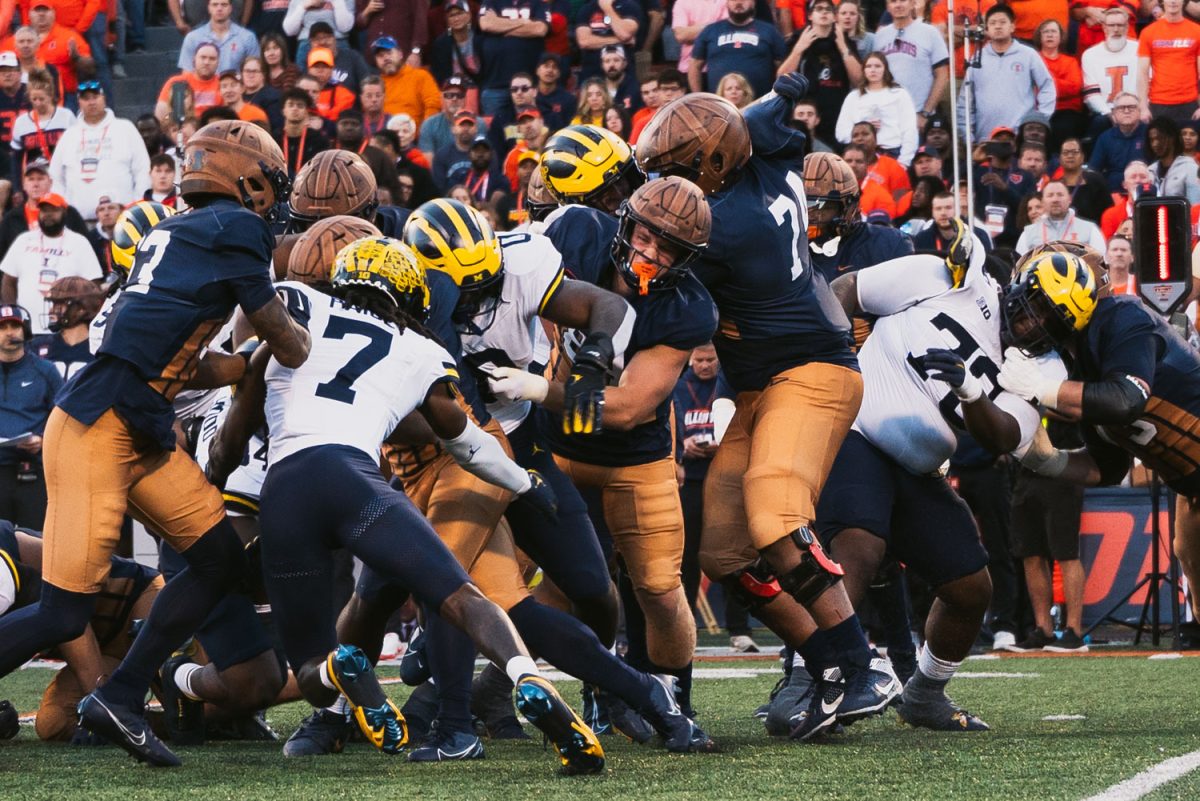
[[424, 608, 475, 735], [797, 630, 837, 682], [508, 598, 653, 708], [822, 615, 874, 678], [616, 566, 651, 673]]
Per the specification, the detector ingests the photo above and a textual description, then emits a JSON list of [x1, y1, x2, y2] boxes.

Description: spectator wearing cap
[[0, 158, 86, 261], [873, 0, 948, 131], [458, 134, 511, 204], [502, 104, 547, 186], [372, 35, 441, 127], [835, 52, 917, 167], [306, 46, 357, 122], [1088, 91, 1146, 192], [690, 0, 785, 97], [957, 5, 1055, 143], [178, 0, 260, 75], [671, 0, 727, 74], [241, 56, 284, 130], [274, 86, 331, 177], [419, 75, 488, 161], [0, 301, 61, 528], [335, 108, 400, 194], [776, 0, 860, 144], [430, 0, 482, 90], [356, 0, 428, 62], [495, 148, 539, 229], [218, 69, 269, 124], [1015, 110, 1051, 158], [0, 192, 101, 334], [21, 2, 93, 108], [359, 75, 388, 137], [909, 144, 944, 185], [479, 0, 551, 117], [9, 70, 74, 185], [534, 52, 574, 131], [0, 52, 30, 182], [972, 125, 1036, 247], [283, 0, 354, 65], [155, 43, 222, 124], [600, 44, 642, 113], [432, 115, 486, 192], [308, 20, 372, 93], [48, 81, 148, 223], [576, 0, 640, 84]]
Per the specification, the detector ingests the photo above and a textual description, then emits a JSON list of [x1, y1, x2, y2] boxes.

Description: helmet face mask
[[1001, 251, 1098, 356], [1001, 286, 1072, 356], [610, 176, 710, 295], [46, 282, 101, 332], [451, 272, 506, 335], [801, 152, 860, 242]]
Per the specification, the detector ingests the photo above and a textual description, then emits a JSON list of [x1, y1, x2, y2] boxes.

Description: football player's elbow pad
[[1081, 375, 1149, 425]]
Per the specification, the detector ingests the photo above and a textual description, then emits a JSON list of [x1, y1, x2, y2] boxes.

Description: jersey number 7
[[315, 315, 391, 404]]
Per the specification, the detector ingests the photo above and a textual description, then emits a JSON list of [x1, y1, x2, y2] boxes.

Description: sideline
[[1080, 749, 1200, 801]]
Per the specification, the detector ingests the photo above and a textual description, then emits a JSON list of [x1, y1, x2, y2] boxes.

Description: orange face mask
[[630, 260, 658, 295]]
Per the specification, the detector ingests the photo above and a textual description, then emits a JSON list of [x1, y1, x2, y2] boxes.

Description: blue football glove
[[922, 348, 983, 403], [773, 72, 809, 101], [514, 469, 558, 522]]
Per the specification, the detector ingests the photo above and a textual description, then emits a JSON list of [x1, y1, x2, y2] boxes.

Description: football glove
[[488, 366, 550, 404], [923, 348, 983, 403], [998, 347, 1063, 409], [773, 72, 810, 101], [563, 332, 613, 435], [514, 469, 558, 521], [0, 699, 18, 740]]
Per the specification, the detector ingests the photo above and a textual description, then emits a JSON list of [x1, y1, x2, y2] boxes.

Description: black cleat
[[837, 657, 901, 724], [399, 626, 431, 686], [158, 642, 205, 745], [788, 675, 843, 742], [407, 723, 485, 762], [764, 665, 813, 736], [897, 692, 990, 732], [641, 674, 718, 753], [514, 675, 605, 775], [1, 699, 19, 740], [282, 709, 352, 756], [77, 693, 181, 767], [471, 663, 528, 740], [602, 688, 654, 744], [580, 682, 612, 735], [205, 712, 279, 741]]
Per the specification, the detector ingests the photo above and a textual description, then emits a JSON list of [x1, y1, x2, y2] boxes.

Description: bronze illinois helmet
[[181, 119, 289, 219], [634, 94, 751, 195], [287, 215, 384, 285], [287, 150, 379, 231], [612, 176, 711, 295]]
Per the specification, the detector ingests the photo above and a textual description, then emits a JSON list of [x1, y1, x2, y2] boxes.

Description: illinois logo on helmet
[[331, 236, 431, 322], [1002, 251, 1098, 356], [539, 124, 645, 212], [111, 200, 176, 280]]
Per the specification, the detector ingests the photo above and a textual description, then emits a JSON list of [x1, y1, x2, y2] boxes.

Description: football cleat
[[283, 709, 352, 756], [1, 699, 19, 740], [788, 674, 844, 742], [580, 682, 612, 735], [470, 663, 529, 740], [205, 711, 279, 742], [325, 644, 407, 754], [514, 674, 605, 775], [399, 626, 431, 686], [601, 688, 654, 745], [837, 656, 901, 724], [157, 642, 205, 746], [896, 694, 990, 732], [764, 664, 813, 736], [642, 674, 719, 753], [77, 692, 182, 767], [407, 723, 485, 762]]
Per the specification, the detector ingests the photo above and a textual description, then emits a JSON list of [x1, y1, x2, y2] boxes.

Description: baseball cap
[[307, 47, 335, 67], [518, 149, 540, 164], [925, 113, 949, 131], [77, 80, 103, 95], [0, 52, 17, 69], [37, 193, 68, 208], [865, 209, 892, 225], [600, 44, 626, 59], [454, 110, 477, 124], [0, 304, 30, 327], [537, 51, 560, 66], [471, 134, 491, 148], [372, 36, 399, 52], [808, 0, 835, 10], [309, 21, 334, 37], [516, 106, 541, 121], [23, 157, 50, 175], [913, 145, 940, 160], [446, 0, 470, 12], [337, 108, 363, 122], [217, 69, 241, 82], [989, 126, 1016, 140], [441, 75, 467, 92]]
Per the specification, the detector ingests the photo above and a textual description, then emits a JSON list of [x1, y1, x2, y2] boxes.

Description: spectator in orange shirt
[[1137, 0, 1200, 127], [850, 120, 910, 200], [501, 105, 549, 188], [629, 67, 685, 144], [1099, 159, 1151, 238], [218, 70, 269, 126], [627, 74, 657, 143], [12, 0, 110, 102], [1035, 19, 1086, 150], [23, 3, 93, 108], [843, 143, 897, 220], [1007, 0, 1069, 43], [155, 43, 221, 126], [372, 35, 440, 128], [305, 47, 356, 123]]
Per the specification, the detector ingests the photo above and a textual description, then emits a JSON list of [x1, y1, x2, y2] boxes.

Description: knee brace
[[775, 527, 844, 607], [720, 560, 782, 613]]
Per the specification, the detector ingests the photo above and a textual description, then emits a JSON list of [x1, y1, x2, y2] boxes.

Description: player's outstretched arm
[[924, 348, 1021, 454], [206, 345, 270, 490], [245, 296, 311, 368], [541, 279, 635, 352]]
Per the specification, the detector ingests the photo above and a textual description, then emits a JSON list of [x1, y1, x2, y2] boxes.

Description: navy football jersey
[[696, 94, 856, 392], [31, 332, 94, 381], [374, 205, 411, 238], [544, 206, 718, 467], [56, 200, 277, 450], [809, 223, 914, 284], [1075, 296, 1200, 497]]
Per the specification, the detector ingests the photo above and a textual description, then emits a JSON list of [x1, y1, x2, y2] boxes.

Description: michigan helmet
[[45, 276, 103, 332], [287, 150, 379, 232], [331, 236, 431, 321], [539, 124, 645, 212], [288, 215, 383, 285], [1013, 240, 1109, 299], [613, 176, 710, 295], [525, 161, 558, 223], [635, 94, 751, 195], [403, 199, 502, 293], [111, 200, 175, 280], [1002, 251, 1098, 356], [802, 152, 860, 241], [181, 119, 290, 219]]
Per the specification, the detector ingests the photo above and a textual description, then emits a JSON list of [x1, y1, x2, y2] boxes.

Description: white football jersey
[[853, 253, 1043, 474], [192, 388, 268, 514], [459, 232, 566, 433], [266, 281, 457, 465]]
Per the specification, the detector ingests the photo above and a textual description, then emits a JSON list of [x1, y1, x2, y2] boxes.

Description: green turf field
[[2, 654, 1198, 801]]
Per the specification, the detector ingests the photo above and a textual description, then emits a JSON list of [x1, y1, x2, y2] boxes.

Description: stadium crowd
[[1, 0, 1200, 773]]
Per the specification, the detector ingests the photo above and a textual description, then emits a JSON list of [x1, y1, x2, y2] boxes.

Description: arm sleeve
[[441, 418, 532, 494], [996, 391, 1043, 456], [742, 91, 807, 163], [228, 271, 278, 315], [856, 254, 952, 315], [1082, 423, 1135, 485]]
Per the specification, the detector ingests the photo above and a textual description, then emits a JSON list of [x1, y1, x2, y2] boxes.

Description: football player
[[635, 78, 900, 737], [539, 125, 645, 213], [32, 276, 104, 381], [283, 149, 409, 238], [209, 236, 606, 775], [998, 250, 1200, 629], [818, 220, 1044, 732], [0, 120, 312, 767]]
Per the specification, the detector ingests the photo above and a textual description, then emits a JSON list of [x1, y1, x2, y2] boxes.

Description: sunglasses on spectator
[[511, 84, 534, 92], [443, 91, 465, 98]]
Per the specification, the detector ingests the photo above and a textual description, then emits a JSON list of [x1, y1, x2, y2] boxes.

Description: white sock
[[504, 655, 540, 685], [174, 662, 203, 702], [917, 645, 961, 683], [318, 659, 336, 691], [325, 696, 350, 717]]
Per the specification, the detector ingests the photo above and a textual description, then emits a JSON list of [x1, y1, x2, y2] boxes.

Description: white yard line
[[1081, 749, 1200, 801]]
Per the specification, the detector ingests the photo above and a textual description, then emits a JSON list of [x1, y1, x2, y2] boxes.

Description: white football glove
[[998, 347, 1064, 409], [488, 366, 549, 404]]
